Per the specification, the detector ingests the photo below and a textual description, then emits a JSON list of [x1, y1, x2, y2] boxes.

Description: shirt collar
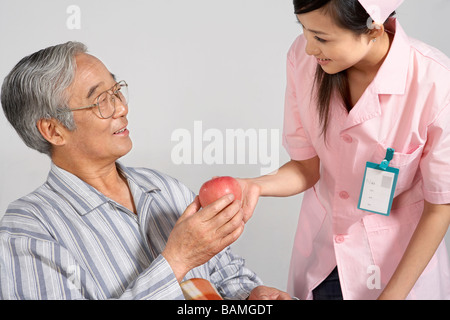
[[116, 162, 160, 194], [373, 18, 411, 95], [46, 162, 159, 216]]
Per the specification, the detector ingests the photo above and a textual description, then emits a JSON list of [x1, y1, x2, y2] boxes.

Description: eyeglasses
[[67, 80, 129, 119]]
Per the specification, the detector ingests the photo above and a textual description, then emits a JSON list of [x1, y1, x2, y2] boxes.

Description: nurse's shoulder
[[408, 37, 450, 72], [407, 36, 450, 122]]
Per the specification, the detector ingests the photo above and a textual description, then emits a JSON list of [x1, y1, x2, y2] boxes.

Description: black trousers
[[312, 267, 343, 300]]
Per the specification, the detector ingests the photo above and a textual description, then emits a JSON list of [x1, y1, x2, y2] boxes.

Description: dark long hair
[[293, 0, 394, 138]]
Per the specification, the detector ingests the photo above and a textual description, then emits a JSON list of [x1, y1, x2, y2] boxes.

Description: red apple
[[198, 176, 242, 207]]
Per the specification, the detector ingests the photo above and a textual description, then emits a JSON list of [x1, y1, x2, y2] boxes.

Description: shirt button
[[335, 235, 345, 244], [339, 191, 350, 199], [341, 134, 353, 143]]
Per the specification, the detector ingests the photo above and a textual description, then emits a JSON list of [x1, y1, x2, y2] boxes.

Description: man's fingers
[[178, 196, 201, 221], [216, 206, 244, 237], [197, 193, 236, 221], [221, 219, 245, 247]]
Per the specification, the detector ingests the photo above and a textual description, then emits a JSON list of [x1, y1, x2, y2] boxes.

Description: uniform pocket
[[374, 144, 424, 196]]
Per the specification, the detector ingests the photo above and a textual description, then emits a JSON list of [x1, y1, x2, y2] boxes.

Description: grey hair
[[1, 41, 88, 156]]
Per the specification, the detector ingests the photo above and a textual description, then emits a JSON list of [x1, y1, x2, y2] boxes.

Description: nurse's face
[[297, 9, 374, 75]]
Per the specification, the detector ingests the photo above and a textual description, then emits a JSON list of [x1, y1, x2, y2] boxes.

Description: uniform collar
[[341, 19, 411, 130], [46, 162, 159, 216], [373, 18, 411, 95]]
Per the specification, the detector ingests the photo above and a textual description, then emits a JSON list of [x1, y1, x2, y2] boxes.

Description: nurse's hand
[[235, 178, 261, 223]]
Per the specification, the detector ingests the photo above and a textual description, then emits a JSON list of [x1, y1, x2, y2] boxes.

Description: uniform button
[[341, 134, 353, 143], [335, 235, 345, 243], [339, 191, 350, 199]]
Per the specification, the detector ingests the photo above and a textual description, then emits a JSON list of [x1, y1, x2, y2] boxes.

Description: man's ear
[[36, 118, 68, 147]]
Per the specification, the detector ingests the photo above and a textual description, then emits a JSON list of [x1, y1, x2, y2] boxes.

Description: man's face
[[63, 53, 132, 164]]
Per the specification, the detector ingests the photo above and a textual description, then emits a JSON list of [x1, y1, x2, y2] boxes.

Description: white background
[[1, 0, 449, 291]]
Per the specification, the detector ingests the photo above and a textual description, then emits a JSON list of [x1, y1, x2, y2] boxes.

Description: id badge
[[358, 148, 399, 216]]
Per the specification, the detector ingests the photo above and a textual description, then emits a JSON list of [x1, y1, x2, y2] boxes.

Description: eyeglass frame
[[65, 80, 128, 119]]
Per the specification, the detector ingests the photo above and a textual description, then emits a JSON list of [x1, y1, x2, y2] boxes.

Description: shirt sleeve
[[0, 212, 184, 300], [185, 246, 263, 300], [211, 247, 263, 300], [282, 37, 318, 161], [420, 101, 450, 204]]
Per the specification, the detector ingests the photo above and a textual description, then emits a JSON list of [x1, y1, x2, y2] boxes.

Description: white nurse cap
[[358, 0, 404, 24]]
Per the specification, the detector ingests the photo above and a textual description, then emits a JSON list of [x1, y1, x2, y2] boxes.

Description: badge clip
[[379, 148, 394, 170]]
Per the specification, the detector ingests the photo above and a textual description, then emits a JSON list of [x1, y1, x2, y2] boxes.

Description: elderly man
[[0, 41, 289, 300]]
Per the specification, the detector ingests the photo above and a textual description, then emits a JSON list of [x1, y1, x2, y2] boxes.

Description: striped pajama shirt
[[0, 162, 261, 299]]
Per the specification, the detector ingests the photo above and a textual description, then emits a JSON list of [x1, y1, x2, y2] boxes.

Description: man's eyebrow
[[86, 73, 117, 99], [86, 83, 102, 99]]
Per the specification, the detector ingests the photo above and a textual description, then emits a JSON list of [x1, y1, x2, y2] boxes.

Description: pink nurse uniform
[[283, 18, 450, 300]]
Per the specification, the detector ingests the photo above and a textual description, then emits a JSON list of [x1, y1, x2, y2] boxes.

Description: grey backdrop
[[1, 0, 449, 292]]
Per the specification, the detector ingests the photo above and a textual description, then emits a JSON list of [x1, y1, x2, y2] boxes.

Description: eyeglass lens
[[97, 82, 129, 118]]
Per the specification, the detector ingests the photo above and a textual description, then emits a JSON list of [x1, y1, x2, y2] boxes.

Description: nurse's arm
[[378, 201, 450, 300], [248, 156, 320, 197], [236, 157, 320, 222]]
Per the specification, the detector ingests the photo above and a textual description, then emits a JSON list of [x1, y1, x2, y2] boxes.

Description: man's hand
[[162, 195, 244, 282], [248, 286, 292, 300]]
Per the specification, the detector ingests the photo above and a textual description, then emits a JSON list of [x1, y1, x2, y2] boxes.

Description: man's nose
[[113, 98, 128, 118]]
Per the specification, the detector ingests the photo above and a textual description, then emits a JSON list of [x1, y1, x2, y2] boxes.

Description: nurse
[[238, 0, 450, 299]]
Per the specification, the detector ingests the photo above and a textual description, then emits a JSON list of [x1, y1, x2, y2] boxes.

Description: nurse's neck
[[350, 31, 393, 78]]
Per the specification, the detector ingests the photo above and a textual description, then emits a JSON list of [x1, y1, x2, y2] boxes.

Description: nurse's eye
[[315, 36, 327, 43]]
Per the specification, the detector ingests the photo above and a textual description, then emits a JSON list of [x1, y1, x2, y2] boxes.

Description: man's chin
[[114, 139, 133, 160]]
